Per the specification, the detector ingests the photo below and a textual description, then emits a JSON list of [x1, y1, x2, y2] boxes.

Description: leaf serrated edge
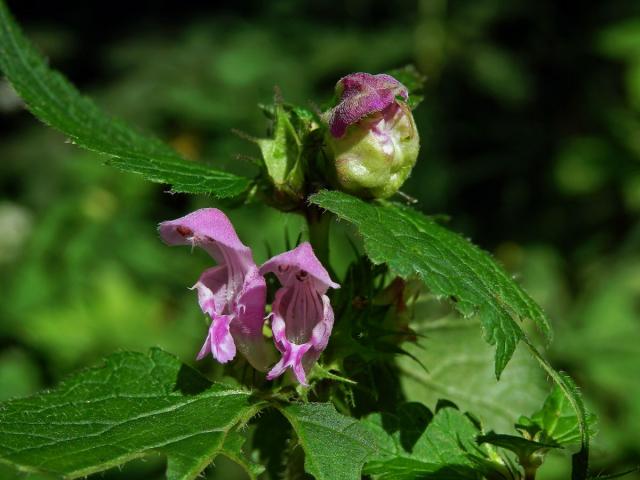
[[308, 191, 590, 477], [0, 1, 251, 197], [308, 191, 551, 378], [0, 348, 264, 480]]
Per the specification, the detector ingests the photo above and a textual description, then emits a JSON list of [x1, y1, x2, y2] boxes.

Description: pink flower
[[159, 209, 271, 371], [259, 242, 340, 386]]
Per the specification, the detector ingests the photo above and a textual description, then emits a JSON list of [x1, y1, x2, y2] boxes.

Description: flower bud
[[323, 73, 420, 199]]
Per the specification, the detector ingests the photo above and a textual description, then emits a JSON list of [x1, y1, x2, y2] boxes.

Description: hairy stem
[[523, 337, 589, 480]]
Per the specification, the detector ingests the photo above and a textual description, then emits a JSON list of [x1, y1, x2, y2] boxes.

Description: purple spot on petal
[[176, 225, 193, 237]]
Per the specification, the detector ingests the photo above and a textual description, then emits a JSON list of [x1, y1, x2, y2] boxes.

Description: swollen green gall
[[323, 72, 420, 199]]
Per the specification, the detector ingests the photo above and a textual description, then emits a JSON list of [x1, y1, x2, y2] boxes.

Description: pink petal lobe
[[259, 242, 339, 293], [230, 267, 274, 371], [191, 265, 229, 317], [266, 342, 312, 386], [158, 208, 254, 272], [233, 266, 267, 336], [196, 314, 236, 364], [310, 294, 334, 352]]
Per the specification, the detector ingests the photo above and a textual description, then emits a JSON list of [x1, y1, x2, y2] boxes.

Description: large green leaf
[[280, 402, 379, 480], [309, 190, 551, 378], [0, 348, 260, 480], [361, 403, 500, 480], [398, 311, 548, 433], [0, 1, 250, 196]]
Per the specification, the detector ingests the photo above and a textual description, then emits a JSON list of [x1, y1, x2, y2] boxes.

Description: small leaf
[[279, 402, 379, 480], [0, 348, 259, 480], [517, 385, 597, 447], [0, 2, 250, 196], [309, 190, 551, 378], [361, 403, 503, 480]]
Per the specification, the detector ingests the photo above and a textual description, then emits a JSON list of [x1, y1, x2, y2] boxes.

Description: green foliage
[[518, 343, 592, 479], [478, 432, 555, 460], [310, 191, 594, 478], [255, 104, 307, 202], [479, 386, 597, 479], [551, 257, 640, 458], [386, 65, 426, 109], [0, 348, 259, 479], [279, 402, 379, 480], [517, 386, 597, 447], [309, 190, 551, 378], [398, 310, 548, 433], [0, 2, 250, 196], [361, 403, 498, 480], [519, 344, 591, 480], [218, 431, 265, 480]]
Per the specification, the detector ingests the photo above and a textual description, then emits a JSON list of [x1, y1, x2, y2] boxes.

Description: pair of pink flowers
[[159, 209, 338, 386]]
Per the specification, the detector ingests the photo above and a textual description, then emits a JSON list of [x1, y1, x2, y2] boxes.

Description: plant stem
[[305, 204, 332, 271], [524, 467, 537, 480]]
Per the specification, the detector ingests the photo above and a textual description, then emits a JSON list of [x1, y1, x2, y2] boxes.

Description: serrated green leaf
[[0, 348, 260, 480], [517, 386, 597, 447], [279, 402, 379, 480], [361, 403, 498, 480], [309, 190, 551, 378], [0, 2, 250, 196]]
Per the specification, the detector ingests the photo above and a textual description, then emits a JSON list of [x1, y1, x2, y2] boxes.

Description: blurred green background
[[0, 0, 639, 478]]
